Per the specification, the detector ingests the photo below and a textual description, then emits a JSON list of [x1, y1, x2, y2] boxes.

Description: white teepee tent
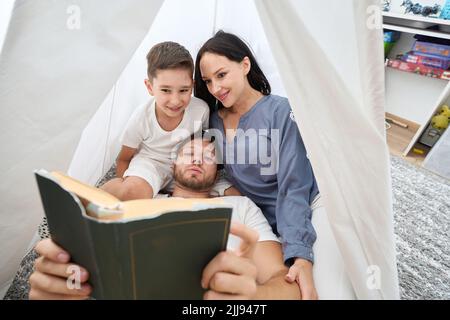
[[0, 0, 400, 299]]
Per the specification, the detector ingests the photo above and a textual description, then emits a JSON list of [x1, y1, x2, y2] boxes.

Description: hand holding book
[[30, 221, 263, 300], [33, 169, 233, 299]]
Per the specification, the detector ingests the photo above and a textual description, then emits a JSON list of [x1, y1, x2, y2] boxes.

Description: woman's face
[[199, 52, 250, 108]]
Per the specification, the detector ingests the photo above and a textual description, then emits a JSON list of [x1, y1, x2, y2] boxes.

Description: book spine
[[412, 41, 450, 58], [387, 59, 450, 80], [403, 52, 450, 70]]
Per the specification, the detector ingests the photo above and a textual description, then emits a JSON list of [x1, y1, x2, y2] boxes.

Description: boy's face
[[145, 68, 193, 119]]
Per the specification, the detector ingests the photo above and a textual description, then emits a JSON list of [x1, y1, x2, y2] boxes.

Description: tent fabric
[[353, 1, 388, 137], [0, 0, 164, 298], [0, 0, 14, 52], [69, 0, 288, 186], [256, 0, 399, 299], [0, 0, 399, 299]]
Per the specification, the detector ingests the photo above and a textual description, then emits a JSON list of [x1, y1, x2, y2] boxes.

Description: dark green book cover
[[34, 170, 232, 299]]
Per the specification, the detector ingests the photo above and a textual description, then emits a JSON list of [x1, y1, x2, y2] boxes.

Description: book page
[[119, 197, 226, 221], [51, 171, 120, 208], [50, 171, 227, 221]]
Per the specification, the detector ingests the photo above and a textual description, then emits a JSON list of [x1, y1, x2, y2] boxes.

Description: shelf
[[382, 11, 450, 26], [383, 23, 450, 40], [386, 65, 450, 81], [405, 142, 430, 165], [383, 12, 450, 165], [385, 112, 427, 166], [402, 81, 450, 156]]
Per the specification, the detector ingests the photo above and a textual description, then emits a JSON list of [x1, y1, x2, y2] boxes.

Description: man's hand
[[201, 222, 259, 299], [29, 239, 91, 300], [285, 258, 318, 300]]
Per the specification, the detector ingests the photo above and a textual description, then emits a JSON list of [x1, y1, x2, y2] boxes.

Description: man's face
[[173, 139, 217, 191]]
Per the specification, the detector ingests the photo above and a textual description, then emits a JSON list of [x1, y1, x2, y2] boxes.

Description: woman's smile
[[217, 90, 230, 102]]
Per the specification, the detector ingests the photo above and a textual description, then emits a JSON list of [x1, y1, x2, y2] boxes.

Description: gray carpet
[[3, 156, 449, 300], [390, 156, 449, 300]]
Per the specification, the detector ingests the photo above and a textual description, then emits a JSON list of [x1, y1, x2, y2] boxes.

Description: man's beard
[[174, 168, 216, 191]]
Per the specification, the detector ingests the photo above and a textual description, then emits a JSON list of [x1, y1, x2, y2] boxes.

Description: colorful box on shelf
[[384, 30, 401, 43], [384, 31, 401, 56], [412, 41, 450, 58], [401, 51, 450, 69], [440, 0, 450, 19], [387, 59, 450, 80]]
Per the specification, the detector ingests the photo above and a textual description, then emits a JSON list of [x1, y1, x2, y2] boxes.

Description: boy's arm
[[116, 146, 138, 178], [224, 186, 241, 196]]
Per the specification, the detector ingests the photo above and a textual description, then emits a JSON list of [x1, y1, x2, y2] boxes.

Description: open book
[[34, 169, 232, 300]]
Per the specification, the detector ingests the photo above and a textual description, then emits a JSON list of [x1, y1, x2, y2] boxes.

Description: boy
[[101, 41, 211, 200]]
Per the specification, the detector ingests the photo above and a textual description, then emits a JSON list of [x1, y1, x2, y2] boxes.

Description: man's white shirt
[[156, 195, 279, 250]]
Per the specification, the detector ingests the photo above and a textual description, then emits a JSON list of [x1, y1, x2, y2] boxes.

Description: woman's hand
[[201, 222, 259, 299], [29, 239, 91, 300], [285, 258, 318, 300]]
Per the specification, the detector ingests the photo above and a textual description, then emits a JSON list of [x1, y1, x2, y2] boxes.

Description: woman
[[195, 31, 354, 299]]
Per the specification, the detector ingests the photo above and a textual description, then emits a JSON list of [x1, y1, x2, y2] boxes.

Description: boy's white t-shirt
[[121, 96, 210, 164]]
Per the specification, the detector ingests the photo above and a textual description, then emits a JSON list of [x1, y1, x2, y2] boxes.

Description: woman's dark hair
[[194, 30, 271, 113]]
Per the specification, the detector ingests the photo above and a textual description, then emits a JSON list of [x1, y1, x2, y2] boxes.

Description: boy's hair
[[146, 41, 194, 80]]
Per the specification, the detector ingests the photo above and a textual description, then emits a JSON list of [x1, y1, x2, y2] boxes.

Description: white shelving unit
[[404, 82, 450, 156], [383, 11, 450, 39], [383, 23, 450, 39], [383, 11, 450, 159], [383, 11, 450, 27], [423, 116, 450, 179]]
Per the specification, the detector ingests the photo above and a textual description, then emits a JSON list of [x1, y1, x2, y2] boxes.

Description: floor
[[385, 114, 449, 299], [385, 112, 428, 166]]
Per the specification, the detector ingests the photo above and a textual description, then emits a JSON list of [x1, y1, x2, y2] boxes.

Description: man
[[29, 134, 301, 300]]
